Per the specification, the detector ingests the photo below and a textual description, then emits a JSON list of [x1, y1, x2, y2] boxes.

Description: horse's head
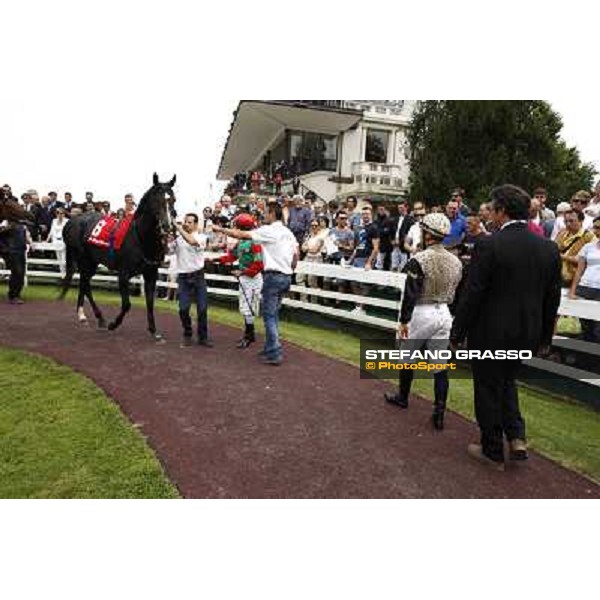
[[0, 194, 34, 224], [137, 173, 177, 244]]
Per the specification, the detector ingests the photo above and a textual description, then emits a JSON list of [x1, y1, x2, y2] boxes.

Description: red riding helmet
[[233, 213, 256, 230]]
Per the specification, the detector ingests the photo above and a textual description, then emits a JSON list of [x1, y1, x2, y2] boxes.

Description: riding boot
[[432, 371, 449, 430], [237, 323, 255, 349], [385, 370, 413, 408]]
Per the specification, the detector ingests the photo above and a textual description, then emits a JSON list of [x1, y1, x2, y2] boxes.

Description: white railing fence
[[1, 242, 599, 331], [0, 243, 405, 330]]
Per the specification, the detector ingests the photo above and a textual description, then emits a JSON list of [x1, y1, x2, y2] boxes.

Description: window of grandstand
[[289, 131, 338, 174], [365, 129, 390, 163]]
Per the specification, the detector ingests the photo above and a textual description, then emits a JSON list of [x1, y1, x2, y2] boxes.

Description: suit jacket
[[394, 214, 415, 248], [26, 203, 42, 239], [376, 215, 396, 252], [450, 222, 561, 352]]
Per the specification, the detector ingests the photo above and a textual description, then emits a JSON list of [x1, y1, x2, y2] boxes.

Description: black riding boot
[[385, 370, 414, 408], [432, 371, 449, 430], [237, 322, 255, 349]]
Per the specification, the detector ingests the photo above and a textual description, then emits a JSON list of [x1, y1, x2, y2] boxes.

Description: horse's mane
[[134, 184, 158, 218]]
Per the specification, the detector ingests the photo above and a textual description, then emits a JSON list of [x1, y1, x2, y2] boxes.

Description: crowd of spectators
[[0, 185, 138, 302], [3, 180, 600, 342], [3, 186, 137, 241], [201, 182, 600, 340], [226, 162, 302, 198]]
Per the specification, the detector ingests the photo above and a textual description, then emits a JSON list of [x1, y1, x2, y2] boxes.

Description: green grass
[[4, 283, 600, 484], [410, 377, 600, 479], [556, 316, 582, 336], [0, 347, 179, 498]]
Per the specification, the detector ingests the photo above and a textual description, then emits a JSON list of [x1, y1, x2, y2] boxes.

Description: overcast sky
[[2, 3, 598, 215]]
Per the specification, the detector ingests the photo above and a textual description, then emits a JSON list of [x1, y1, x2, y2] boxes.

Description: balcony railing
[[284, 100, 410, 118], [343, 101, 407, 117], [351, 162, 404, 190]]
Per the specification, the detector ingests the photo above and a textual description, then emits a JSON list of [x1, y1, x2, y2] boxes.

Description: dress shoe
[[467, 444, 505, 472], [508, 439, 529, 461], [197, 339, 214, 348], [384, 393, 408, 409]]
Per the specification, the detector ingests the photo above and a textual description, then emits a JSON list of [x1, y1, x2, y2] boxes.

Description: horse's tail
[[58, 242, 77, 300]]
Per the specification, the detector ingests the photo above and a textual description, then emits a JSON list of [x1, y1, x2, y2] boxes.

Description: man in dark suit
[[0, 221, 29, 304], [450, 184, 561, 470], [36, 196, 53, 240], [391, 200, 415, 270], [47, 191, 64, 219], [63, 192, 74, 216]]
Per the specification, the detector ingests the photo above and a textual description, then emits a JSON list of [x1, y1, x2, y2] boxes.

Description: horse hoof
[[78, 317, 89, 325], [153, 333, 166, 344], [107, 322, 117, 331]]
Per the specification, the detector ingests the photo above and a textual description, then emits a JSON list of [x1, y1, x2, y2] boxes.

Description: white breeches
[[400, 303, 453, 360], [238, 274, 262, 318]]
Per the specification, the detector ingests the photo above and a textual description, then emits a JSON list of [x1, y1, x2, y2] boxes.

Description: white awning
[[217, 101, 362, 180]]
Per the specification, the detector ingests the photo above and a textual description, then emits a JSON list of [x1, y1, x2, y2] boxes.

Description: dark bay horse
[[0, 196, 34, 224], [60, 173, 176, 341]]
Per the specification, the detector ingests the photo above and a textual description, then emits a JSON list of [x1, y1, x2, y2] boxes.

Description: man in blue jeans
[[168, 213, 212, 348], [214, 202, 298, 365]]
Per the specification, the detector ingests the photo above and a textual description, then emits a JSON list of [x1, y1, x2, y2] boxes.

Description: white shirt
[[578, 240, 600, 289], [48, 218, 68, 244], [170, 231, 207, 273], [501, 220, 528, 230], [583, 214, 595, 232], [166, 253, 178, 275], [220, 206, 237, 219], [394, 214, 405, 241], [250, 221, 298, 274], [551, 215, 566, 241], [405, 221, 422, 255]]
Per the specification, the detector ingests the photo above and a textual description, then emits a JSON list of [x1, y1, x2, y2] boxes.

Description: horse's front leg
[[144, 268, 164, 342], [107, 274, 131, 331]]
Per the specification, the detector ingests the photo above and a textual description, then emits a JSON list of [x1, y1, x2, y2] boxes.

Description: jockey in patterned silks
[[384, 212, 463, 430], [220, 213, 264, 348]]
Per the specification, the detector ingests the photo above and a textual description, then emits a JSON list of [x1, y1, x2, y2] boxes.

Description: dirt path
[[1, 301, 598, 498]]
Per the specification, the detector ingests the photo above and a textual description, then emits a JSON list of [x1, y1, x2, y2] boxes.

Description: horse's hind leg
[[83, 267, 106, 328], [108, 275, 131, 331], [76, 276, 88, 324]]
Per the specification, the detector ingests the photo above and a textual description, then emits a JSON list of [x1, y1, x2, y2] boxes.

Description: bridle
[[133, 187, 176, 267]]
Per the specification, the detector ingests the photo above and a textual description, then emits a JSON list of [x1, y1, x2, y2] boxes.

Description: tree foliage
[[407, 101, 597, 207]]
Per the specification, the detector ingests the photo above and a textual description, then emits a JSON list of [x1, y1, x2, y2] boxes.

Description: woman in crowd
[[47, 207, 69, 275], [569, 216, 600, 343], [297, 218, 326, 303], [321, 210, 355, 306], [555, 209, 594, 288]]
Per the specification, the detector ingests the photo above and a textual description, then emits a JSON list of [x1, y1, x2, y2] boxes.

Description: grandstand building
[[216, 100, 417, 204]]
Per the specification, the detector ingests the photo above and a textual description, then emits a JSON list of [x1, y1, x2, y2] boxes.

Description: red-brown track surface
[[1, 301, 598, 498]]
